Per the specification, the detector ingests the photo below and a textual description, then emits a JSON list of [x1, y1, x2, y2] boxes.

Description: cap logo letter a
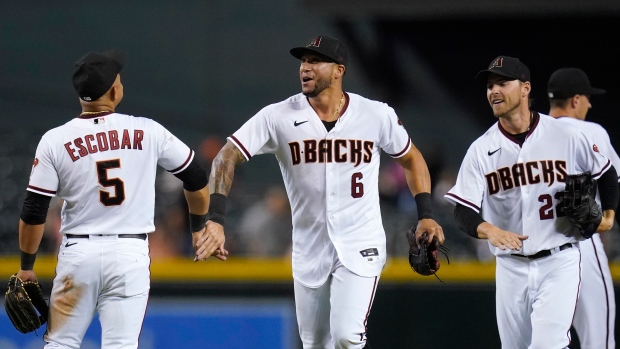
[[307, 36, 322, 48], [490, 57, 503, 69]]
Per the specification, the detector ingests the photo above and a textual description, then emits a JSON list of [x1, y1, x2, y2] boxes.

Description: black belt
[[66, 234, 147, 240], [512, 243, 573, 260]]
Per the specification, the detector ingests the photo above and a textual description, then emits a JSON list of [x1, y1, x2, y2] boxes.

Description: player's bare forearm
[[18, 219, 45, 255], [184, 186, 209, 215], [208, 141, 246, 196], [396, 145, 444, 243], [395, 145, 431, 196], [597, 209, 615, 232], [477, 222, 528, 250]]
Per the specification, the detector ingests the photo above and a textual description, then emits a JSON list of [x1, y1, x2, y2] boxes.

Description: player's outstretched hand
[[478, 222, 528, 250], [414, 218, 445, 246], [193, 221, 228, 262]]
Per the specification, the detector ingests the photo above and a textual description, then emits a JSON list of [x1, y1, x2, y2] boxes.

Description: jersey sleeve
[[378, 106, 411, 158], [228, 106, 275, 160], [444, 145, 485, 212], [590, 125, 620, 182], [27, 135, 58, 197], [153, 121, 194, 174], [575, 130, 612, 179]]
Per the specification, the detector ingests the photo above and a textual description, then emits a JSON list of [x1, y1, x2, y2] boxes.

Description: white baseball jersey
[[445, 112, 613, 348], [444, 112, 611, 256], [27, 112, 194, 234], [555, 116, 617, 349], [228, 92, 411, 287]]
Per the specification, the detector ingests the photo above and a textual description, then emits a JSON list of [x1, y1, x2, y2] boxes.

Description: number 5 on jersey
[[96, 159, 125, 206]]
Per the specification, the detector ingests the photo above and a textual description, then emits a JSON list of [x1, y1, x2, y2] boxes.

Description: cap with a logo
[[547, 67, 605, 99], [475, 56, 530, 84], [290, 36, 348, 66], [72, 49, 125, 102]]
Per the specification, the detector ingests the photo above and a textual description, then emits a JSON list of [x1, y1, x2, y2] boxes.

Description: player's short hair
[[72, 49, 124, 102]]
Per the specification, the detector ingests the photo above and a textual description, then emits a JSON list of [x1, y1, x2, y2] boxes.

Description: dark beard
[[302, 75, 332, 98], [494, 99, 521, 119]]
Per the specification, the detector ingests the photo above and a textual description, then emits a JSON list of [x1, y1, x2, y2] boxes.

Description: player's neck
[[79, 98, 116, 115], [308, 90, 346, 122], [500, 110, 533, 135], [80, 106, 114, 116], [548, 107, 577, 120]]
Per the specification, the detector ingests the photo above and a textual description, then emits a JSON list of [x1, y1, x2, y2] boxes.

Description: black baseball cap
[[547, 67, 605, 99], [290, 35, 348, 66], [475, 56, 530, 84], [72, 49, 125, 102]]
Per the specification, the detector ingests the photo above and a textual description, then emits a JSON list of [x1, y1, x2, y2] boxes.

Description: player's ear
[[521, 81, 531, 97], [107, 86, 117, 104], [109, 76, 122, 104], [333, 64, 345, 79]]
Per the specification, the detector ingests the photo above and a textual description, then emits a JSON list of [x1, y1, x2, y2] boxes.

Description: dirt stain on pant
[[47, 274, 84, 333]]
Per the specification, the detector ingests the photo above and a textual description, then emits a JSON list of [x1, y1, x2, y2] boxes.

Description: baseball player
[[547, 67, 619, 349], [14, 49, 227, 348], [206, 35, 444, 349], [444, 56, 618, 349]]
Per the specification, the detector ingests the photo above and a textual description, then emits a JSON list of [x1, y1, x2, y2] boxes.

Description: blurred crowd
[[4, 134, 620, 262]]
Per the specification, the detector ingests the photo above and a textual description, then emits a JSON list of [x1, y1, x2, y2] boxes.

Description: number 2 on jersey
[[96, 159, 125, 206], [538, 192, 565, 220]]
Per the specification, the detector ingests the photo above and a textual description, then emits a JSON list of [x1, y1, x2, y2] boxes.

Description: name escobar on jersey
[[64, 129, 144, 162], [485, 160, 567, 195]]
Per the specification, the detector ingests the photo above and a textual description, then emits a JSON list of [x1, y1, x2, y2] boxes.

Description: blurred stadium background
[[1, 1, 619, 347]]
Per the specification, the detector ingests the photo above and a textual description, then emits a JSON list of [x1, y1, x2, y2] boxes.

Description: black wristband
[[189, 213, 208, 233], [20, 250, 37, 270], [414, 192, 434, 220], [208, 193, 227, 226]]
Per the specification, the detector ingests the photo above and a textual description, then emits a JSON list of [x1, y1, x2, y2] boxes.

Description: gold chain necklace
[[333, 92, 345, 119], [80, 110, 111, 116]]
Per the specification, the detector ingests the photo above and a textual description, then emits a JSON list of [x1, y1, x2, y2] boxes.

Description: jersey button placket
[[522, 186, 530, 218], [325, 161, 339, 230]]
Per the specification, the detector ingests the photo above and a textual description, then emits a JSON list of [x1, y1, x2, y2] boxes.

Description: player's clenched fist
[[414, 218, 445, 245]]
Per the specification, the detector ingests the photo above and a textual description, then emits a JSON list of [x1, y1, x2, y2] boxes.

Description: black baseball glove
[[562, 171, 602, 239], [4, 274, 49, 333], [406, 229, 449, 279]]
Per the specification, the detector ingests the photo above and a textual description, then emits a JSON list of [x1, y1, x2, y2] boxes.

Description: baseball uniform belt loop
[[65, 234, 147, 240], [512, 242, 573, 260]]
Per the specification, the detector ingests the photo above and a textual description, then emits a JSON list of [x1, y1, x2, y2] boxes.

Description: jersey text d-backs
[[484, 159, 567, 195], [27, 112, 194, 234], [229, 92, 411, 287]]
